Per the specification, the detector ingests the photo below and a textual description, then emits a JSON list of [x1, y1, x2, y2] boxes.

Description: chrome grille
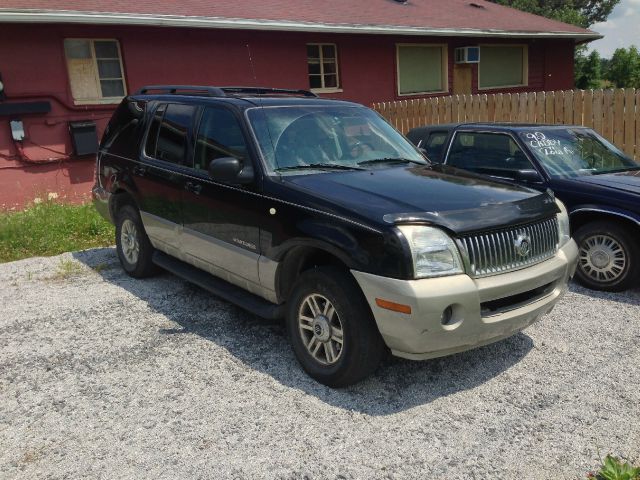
[[459, 217, 559, 277]]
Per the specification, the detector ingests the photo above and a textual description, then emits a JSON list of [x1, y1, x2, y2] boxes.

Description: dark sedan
[[407, 123, 640, 292]]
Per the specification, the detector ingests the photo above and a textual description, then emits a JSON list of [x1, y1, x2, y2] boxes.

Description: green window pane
[[100, 79, 125, 97], [97, 59, 122, 79], [94, 41, 119, 58], [397, 46, 443, 95], [64, 39, 91, 59], [480, 46, 525, 88]]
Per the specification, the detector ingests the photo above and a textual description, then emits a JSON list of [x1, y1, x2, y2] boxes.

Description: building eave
[[0, 9, 603, 41]]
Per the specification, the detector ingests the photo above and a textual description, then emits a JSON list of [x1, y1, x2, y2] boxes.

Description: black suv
[[93, 86, 577, 387]]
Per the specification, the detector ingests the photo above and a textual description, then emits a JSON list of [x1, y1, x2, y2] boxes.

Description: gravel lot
[[1, 247, 639, 479]]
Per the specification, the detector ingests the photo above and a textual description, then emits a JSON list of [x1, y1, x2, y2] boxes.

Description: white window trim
[[307, 43, 341, 93], [396, 43, 449, 97], [477, 44, 529, 91], [64, 38, 127, 105]]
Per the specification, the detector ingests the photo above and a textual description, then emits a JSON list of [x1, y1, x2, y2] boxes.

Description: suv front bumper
[[352, 240, 578, 360]]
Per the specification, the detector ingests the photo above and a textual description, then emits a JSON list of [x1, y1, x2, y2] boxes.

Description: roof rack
[[134, 85, 319, 98], [220, 86, 318, 98], [134, 85, 226, 96]]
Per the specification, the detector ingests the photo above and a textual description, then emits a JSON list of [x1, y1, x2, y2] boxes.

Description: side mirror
[[515, 169, 543, 184], [208, 157, 254, 185]]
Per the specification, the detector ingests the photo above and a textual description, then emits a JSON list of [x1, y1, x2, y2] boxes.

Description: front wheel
[[574, 221, 638, 292], [286, 266, 386, 387]]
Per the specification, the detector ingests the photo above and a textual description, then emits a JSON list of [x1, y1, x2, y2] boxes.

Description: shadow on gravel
[[74, 248, 534, 416], [568, 282, 640, 307]]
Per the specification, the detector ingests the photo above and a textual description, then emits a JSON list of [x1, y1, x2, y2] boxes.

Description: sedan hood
[[571, 169, 640, 195], [282, 165, 558, 234]]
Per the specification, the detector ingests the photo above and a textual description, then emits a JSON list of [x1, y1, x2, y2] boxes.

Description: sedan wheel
[[574, 221, 638, 292], [578, 233, 626, 283]]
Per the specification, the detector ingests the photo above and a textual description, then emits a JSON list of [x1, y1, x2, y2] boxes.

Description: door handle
[[185, 181, 203, 195], [132, 165, 147, 176]]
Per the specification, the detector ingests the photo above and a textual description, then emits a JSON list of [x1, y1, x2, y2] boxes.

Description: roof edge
[[0, 9, 603, 41]]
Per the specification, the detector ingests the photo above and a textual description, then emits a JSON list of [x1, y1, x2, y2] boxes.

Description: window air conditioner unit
[[455, 47, 480, 64]]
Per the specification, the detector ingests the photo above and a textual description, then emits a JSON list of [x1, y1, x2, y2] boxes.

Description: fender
[[569, 204, 640, 227]]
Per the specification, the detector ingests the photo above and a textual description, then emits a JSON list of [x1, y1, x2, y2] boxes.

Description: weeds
[[0, 200, 114, 263], [588, 455, 640, 480]]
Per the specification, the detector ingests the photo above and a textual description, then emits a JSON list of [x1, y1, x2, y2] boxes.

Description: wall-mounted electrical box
[[10, 119, 24, 141], [455, 47, 480, 64], [69, 121, 98, 156]]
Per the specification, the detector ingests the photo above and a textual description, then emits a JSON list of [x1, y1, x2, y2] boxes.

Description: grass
[[0, 201, 114, 263]]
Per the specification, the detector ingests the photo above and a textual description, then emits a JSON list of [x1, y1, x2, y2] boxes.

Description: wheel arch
[[109, 188, 139, 221], [275, 244, 356, 303], [569, 207, 640, 237]]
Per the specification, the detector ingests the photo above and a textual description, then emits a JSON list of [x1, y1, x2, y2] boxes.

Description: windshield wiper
[[357, 157, 426, 166], [275, 163, 364, 172]]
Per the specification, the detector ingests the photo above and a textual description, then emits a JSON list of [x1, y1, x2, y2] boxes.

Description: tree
[[605, 46, 640, 88], [575, 49, 602, 89], [488, 0, 620, 28]]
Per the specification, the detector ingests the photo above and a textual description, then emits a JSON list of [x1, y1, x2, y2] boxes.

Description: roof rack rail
[[220, 86, 319, 98], [134, 85, 227, 97]]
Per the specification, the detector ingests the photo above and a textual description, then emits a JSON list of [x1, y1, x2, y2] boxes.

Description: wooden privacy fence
[[372, 89, 640, 159]]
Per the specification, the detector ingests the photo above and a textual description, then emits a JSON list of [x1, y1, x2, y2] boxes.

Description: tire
[[115, 204, 159, 278], [574, 221, 638, 292], [285, 266, 386, 387]]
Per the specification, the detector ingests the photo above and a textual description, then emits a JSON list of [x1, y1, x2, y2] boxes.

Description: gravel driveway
[[1, 247, 639, 479]]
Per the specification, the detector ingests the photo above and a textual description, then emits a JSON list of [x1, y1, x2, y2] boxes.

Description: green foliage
[[589, 455, 640, 480], [488, 0, 620, 28], [576, 48, 603, 89], [0, 201, 114, 263], [605, 46, 640, 88]]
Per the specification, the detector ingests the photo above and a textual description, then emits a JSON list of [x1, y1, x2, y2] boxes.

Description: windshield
[[518, 128, 639, 178], [247, 105, 426, 174]]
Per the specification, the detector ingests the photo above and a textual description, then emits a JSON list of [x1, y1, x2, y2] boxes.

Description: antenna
[[246, 43, 257, 84]]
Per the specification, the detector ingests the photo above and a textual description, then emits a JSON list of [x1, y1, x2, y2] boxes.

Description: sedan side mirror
[[208, 157, 254, 185], [515, 169, 543, 184]]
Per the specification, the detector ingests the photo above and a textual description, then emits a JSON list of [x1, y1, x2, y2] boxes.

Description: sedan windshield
[[247, 105, 426, 174], [518, 128, 639, 178]]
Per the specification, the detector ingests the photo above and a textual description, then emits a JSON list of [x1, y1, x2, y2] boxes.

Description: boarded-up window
[[64, 39, 126, 103], [307, 44, 340, 91], [479, 45, 528, 89], [397, 45, 447, 95]]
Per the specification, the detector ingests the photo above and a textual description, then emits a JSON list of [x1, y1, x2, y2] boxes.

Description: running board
[[152, 251, 285, 320]]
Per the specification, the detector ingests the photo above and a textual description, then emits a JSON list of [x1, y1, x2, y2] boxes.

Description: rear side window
[[101, 99, 145, 156], [145, 103, 196, 164], [194, 107, 248, 171]]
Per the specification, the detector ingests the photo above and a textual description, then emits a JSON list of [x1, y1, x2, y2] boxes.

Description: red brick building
[[0, 0, 600, 207]]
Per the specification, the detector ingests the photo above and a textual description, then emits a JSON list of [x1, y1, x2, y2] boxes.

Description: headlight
[[398, 225, 464, 278], [556, 199, 571, 247]]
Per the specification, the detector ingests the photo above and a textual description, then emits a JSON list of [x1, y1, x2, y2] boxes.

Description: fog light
[[441, 306, 454, 325]]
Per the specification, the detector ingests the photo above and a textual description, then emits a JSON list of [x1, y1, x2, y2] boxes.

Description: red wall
[[0, 23, 576, 208]]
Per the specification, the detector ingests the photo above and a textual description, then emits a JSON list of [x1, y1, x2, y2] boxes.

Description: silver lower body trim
[[140, 211, 278, 304]]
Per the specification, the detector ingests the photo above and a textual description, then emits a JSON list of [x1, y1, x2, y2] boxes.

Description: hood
[[570, 170, 640, 195], [281, 165, 558, 234]]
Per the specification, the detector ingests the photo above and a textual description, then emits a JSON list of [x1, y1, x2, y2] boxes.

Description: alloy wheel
[[298, 293, 344, 365]]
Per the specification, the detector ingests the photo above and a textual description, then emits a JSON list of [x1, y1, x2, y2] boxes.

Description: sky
[[587, 0, 640, 57]]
